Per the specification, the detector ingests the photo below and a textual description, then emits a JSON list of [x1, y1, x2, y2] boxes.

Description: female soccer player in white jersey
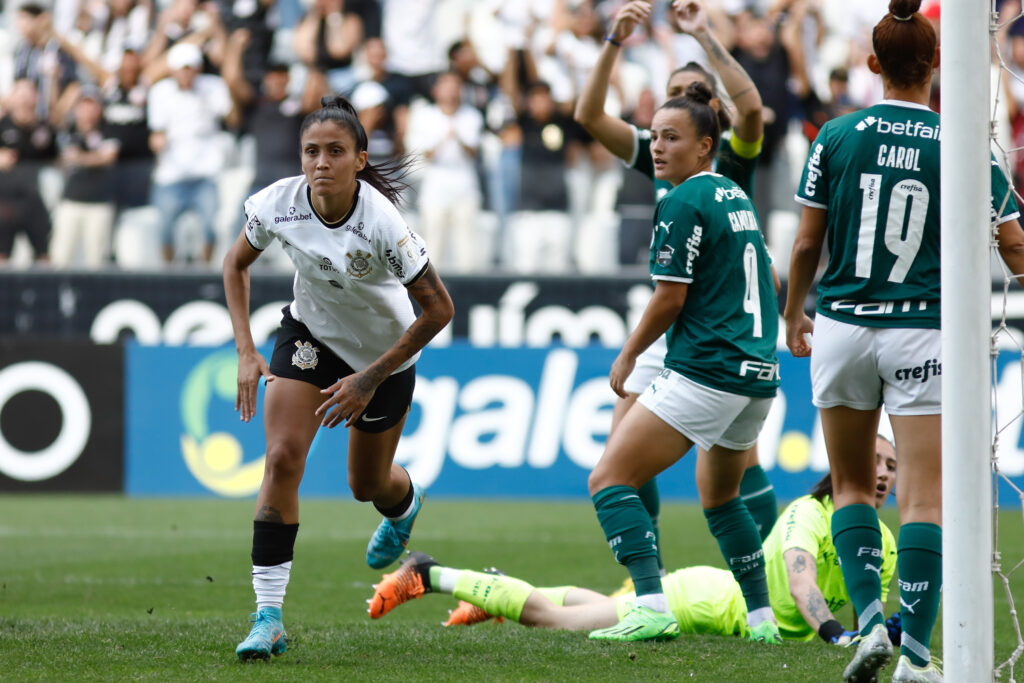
[[580, 81, 780, 644], [784, 1, 1024, 680], [223, 95, 454, 661], [574, 0, 777, 571], [368, 436, 898, 648]]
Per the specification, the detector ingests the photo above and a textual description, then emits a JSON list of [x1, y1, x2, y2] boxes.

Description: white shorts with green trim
[[810, 315, 941, 416], [637, 368, 773, 451]]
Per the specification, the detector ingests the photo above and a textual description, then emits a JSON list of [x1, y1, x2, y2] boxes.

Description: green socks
[[898, 523, 942, 667], [593, 485, 663, 596], [704, 497, 770, 612], [740, 464, 778, 541], [637, 478, 664, 572], [452, 570, 535, 623], [832, 504, 885, 634]]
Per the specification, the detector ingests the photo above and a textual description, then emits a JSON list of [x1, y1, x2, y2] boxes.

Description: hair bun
[[684, 81, 713, 105], [888, 0, 922, 18], [320, 94, 357, 115]]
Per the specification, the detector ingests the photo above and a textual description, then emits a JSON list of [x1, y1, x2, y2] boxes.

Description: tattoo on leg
[[255, 505, 284, 523]]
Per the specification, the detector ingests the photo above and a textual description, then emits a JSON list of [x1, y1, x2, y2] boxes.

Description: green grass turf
[[1, 496, 1021, 682]]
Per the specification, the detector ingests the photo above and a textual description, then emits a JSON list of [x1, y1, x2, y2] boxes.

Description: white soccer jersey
[[244, 176, 430, 373]]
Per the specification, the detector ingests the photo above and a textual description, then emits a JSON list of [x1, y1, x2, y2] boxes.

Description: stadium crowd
[[0, 0, 1020, 272]]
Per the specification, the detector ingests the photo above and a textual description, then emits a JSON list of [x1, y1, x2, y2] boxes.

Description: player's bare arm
[[784, 206, 827, 357], [223, 229, 276, 422], [573, 1, 652, 161], [610, 281, 687, 397], [996, 217, 1024, 279], [784, 547, 835, 631], [672, 0, 763, 143], [316, 263, 454, 428]]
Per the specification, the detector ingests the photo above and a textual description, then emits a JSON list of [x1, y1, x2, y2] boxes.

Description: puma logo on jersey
[[864, 563, 882, 577], [657, 220, 673, 233], [900, 596, 922, 614]]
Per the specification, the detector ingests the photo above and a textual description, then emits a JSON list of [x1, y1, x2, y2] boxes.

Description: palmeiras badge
[[346, 250, 372, 278], [292, 340, 320, 370]]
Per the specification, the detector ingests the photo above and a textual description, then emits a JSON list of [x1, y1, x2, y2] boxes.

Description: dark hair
[[668, 62, 732, 132], [872, 0, 936, 89], [658, 81, 721, 159], [809, 472, 834, 503], [447, 39, 469, 62], [300, 95, 411, 206]]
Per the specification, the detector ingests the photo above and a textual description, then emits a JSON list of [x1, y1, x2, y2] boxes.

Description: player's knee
[[347, 475, 386, 502], [263, 444, 306, 483]]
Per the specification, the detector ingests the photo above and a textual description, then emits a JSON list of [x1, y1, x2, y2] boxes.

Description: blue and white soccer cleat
[[366, 483, 424, 569], [236, 606, 287, 661]]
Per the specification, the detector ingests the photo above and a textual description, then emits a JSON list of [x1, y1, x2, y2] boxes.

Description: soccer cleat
[[443, 600, 504, 627], [891, 655, 943, 683], [366, 483, 424, 569], [748, 619, 782, 644], [588, 605, 680, 642], [843, 623, 894, 683], [367, 551, 433, 618], [235, 606, 287, 661]]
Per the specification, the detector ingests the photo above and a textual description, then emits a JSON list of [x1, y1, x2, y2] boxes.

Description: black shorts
[[268, 307, 416, 433]]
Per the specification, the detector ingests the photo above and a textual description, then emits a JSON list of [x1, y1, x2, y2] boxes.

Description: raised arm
[[573, 0, 652, 162], [670, 0, 762, 144]]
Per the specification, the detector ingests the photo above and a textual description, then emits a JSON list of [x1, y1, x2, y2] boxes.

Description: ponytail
[[659, 81, 721, 159], [300, 94, 412, 206]]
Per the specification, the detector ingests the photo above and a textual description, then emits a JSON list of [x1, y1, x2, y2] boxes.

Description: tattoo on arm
[[788, 550, 809, 574], [806, 588, 833, 625], [255, 505, 284, 523]]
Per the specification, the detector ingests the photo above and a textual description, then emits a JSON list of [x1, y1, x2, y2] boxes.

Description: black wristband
[[604, 35, 622, 47], [818, 619, 845, 643]]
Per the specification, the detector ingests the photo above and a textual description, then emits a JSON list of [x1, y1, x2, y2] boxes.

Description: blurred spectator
[[141, 0, 228, 84], [210, 0, 275, 88], [505, 80, 575, 273], [147, 42, 235, 264], [50, 86, 119, 268], [381, 0, 446, 102], [352, 80, 401, 166], [293, 0, 367, 96], [13, 2, 78, 124], [448, 39, 498, 116], [405, 71, 484, 273], [0, 79, 58, 265], [354, 37, 414, 154], [66, 0, 152, 76], [223, 28, 324, 193]]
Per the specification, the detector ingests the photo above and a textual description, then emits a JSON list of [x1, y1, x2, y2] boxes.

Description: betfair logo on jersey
[[727, 210, 758, 232], [714, 186, 748, 202], [856, 115, 941, 140], [894, 358, 941, 383], [739, 360, 779, 381]]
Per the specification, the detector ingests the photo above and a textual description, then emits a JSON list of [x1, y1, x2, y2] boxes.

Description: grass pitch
[[1, 496, 1022, 682]]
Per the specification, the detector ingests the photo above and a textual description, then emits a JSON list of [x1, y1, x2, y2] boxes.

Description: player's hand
[[609, 350, 637, 398], [831, 629, 858, 646], [316, 371, 378, 428], [236, 350, 275, 422], [784, 313, 814, 357], [609, 1, 652, 44], [885, 611, 902, 646], [670, 0, 709, 35]]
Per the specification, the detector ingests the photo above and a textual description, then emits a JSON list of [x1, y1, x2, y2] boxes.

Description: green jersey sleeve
[[650, 191, 703, 283]]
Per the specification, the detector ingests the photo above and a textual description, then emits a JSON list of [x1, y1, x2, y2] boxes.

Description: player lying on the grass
[[369, 437, 898, 645]]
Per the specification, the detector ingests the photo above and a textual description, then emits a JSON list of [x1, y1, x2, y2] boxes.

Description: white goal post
[[941, 2, 993, 680]]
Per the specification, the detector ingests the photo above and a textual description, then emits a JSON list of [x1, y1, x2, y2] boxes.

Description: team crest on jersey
[[291, 340, 320, 370], [657, 245, 675, 267], [346, 250, 372, 278]]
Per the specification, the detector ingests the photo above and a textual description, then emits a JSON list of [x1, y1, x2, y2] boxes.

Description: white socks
[[634, 592, 670, 614], [253, 561, 292, 610]]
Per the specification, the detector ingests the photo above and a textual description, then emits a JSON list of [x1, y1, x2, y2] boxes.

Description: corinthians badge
[[346, 249, 372, 278], [291, 340, 320, 370]]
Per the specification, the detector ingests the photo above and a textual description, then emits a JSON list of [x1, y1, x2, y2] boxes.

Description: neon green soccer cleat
[[235, 606, 287, 661], [748, 620, 782, 644], [588, 605, 680, 642]]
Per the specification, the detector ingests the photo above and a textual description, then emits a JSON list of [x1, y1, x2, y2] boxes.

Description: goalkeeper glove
[[885, 611, 902, 646]]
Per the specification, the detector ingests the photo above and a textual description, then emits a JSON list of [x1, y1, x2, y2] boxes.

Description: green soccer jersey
[[631, 124, 760, 200], [762, 495, 896, 641], [650, 172, 779, 398], [796, 100, 1020, 328]]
